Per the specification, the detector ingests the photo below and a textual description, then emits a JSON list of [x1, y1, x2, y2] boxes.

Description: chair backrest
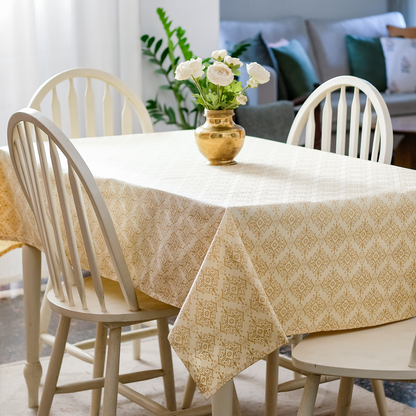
[[286, 75, 393, 164], [28, 68, 153, 138], [7, 108, 139, 312]]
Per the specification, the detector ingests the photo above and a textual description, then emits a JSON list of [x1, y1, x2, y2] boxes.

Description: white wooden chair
[[292, 317, 416, 416], [7, 108, 179, 416], [287, 75, 393, 164], [283, 75, 395, 416], [28, 67, 153, 138], [28, 68, 156, 370]]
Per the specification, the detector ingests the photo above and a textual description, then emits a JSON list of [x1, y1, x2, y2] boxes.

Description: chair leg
[[232, 380, 242, 416], [39, 278, 53, 352], [297, 374, 320, 416], [182, 374, 197, 409], [371, 379, 389, 416], [291, 335, 303, 381], [103, 326, 122, 416], [131, 323, 142, 360], [335, 377, 354, 416], [90, 322, 108, 416], [38, 315, 71, 416], [22, 244, 42, 408], [212, 380, 234, 416], [265, 348, 279, 416], [157, 318, 177, 411]]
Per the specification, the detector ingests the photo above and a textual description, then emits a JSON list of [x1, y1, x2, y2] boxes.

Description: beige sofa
[[220, 12, 416, 118]]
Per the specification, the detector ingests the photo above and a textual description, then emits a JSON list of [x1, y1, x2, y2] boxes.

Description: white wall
[[220, 0, 388, 22]]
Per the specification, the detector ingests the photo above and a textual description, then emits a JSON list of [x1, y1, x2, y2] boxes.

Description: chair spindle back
[[7, 108, 140, 312], [287, 75, 393, 164], [28, 68, 153, 139]]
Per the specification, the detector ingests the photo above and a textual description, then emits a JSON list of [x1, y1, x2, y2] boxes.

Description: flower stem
[[240, 85, 249, 94], [192, 76, 211, 109]]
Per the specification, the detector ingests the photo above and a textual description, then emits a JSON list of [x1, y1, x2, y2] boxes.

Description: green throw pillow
[[270, 39, 319, 100], [345, 35, 387, 92]]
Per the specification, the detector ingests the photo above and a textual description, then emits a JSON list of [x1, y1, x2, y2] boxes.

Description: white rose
[[206, 62, 234, 86], [246, 62, 270, 84], [175, 61, 193, 80], [224, 55, 243, 68], [247, 78, 259, 89], [188, 57, 205, 79], [175, 58, 205, 80], [236, 95, 248, 105], [211, 49, 228, 60]]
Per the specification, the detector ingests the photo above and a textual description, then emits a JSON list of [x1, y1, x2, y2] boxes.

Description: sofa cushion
[[270, 39, 319, 100], [227, 32, 285, 100], [345, 35, 387, 92], [387, 25, 416, 39], [380, 37, 416, 93], [237, 32, 277, 69], [382, 92, 416, 117], [307, 12, 406, 82], [220, 17, 319, 74]]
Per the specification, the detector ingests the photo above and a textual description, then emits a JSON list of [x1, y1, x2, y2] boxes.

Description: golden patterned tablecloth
[[0, 240, 22, 257], [2, 130, 416, 398]]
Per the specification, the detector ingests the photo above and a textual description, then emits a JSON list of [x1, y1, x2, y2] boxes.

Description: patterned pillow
[[380, 37, 416, 93]]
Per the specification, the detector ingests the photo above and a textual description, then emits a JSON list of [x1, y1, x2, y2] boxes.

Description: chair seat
[[292, 317, 416, 380], [47, 276, 179, 323]]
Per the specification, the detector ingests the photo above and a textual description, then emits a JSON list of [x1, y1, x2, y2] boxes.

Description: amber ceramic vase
[[194, 109, 245, 165]]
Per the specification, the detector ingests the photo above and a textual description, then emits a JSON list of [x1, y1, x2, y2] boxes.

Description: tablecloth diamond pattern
[[2, 130, 416, 398]]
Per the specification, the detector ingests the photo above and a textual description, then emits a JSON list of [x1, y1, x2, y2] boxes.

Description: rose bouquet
[[174, 49, 271, 110]]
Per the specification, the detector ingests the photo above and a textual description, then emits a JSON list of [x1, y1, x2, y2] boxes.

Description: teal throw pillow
[[270, 39, 319, 100], [345, 35, 387, 92]]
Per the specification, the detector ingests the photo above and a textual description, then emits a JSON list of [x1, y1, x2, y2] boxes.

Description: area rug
[[1, 337, 415, 415]]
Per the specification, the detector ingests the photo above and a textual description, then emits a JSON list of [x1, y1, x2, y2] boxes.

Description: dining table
[[2, 129, 416, 415]]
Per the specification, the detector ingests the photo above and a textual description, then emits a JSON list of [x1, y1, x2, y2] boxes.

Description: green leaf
[[147, 36, 155, 48], [146, 101, 157, 110], [176, 26, 186, 38], [166, 107, 176, 123], [155, 68, 167, 75], [141, 34, 149, 43], [160, 47, 169, 64], [229, 42, 251, 58], [142, 50, 154, 57], [159, 85, 172, 90], [157, 8, 173, 37], [183, 50, 193, 61], [155, 39, 163, 54], [149, 58, 159, 65], [225, 80, 243, 94], [207, 93, 219, 105], [194, 96, 206, 107]]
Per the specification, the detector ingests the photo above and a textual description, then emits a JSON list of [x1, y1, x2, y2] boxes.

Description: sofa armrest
[[239, 64, 277, 106]]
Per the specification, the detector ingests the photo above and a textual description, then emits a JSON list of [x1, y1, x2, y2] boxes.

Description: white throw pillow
[[380, 37, 416, 93]]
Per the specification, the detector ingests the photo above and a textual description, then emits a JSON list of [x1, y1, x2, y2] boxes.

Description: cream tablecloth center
[[2, 130, 416, 398]]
